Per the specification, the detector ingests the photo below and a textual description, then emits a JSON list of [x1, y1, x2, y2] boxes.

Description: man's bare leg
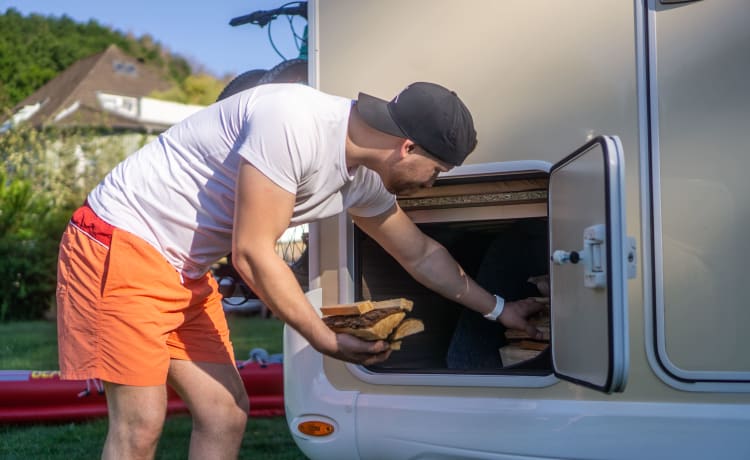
[[167, 359, 249, 460], [102, 383, 168, 460]]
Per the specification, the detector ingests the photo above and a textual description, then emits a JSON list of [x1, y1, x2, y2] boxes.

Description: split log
[[321, 298, 423, 349], [322, 308, 406, 341], [499, 307, 550, 366], [499, 346, 540, 367], [518, 340, 549, 351], [372, 298, 414, 312], [387, 318, 425, 350], [505, 326, 550, 341], [388, 318, 424, 341], [319, 298, 414, 317]]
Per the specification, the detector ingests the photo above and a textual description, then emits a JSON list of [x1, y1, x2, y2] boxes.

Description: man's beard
[[385, 179, 420, 196]]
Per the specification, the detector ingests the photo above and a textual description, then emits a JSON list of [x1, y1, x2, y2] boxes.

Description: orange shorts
[[56, 204, 235, 386]]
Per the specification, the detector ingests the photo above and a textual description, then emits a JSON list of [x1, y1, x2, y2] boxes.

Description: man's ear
[[402, 139, 417, 155]]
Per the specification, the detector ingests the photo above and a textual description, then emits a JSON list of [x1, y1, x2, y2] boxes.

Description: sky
[[0, 0, 307, 77]]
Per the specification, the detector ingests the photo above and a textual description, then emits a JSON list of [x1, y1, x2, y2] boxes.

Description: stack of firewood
[[321, 298, 424, 350], [499, 298, 550, 366]]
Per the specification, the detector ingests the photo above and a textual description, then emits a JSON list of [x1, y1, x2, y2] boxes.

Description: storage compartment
[[354, 172, 553, 375]]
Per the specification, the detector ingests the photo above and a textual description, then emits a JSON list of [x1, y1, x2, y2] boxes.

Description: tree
[[150, 73, 227, 105], [0, 8, 194, 108]]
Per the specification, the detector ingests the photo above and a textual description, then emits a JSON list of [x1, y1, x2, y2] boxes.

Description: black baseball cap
[[356, 82, 477, 166]]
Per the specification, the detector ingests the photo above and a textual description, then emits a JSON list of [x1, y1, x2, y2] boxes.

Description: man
[[57, 82, 545, 459]]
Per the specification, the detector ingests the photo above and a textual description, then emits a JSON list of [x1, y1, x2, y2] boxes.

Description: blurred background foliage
[[0, 8, 225, 109], [0, 8, 193, 107], [0, 122, 146, 320], [0, 9, 230, 321]]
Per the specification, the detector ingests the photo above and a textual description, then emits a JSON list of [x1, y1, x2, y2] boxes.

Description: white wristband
[[483, 295, 505, 321]]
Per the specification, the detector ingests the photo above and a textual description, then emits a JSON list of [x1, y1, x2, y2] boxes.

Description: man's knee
[[106, 405, 166, 457], [204, 392, 250, 431], [167, 360, 250, 441], [194, 391, 249, 435], [224, 398, 249, 435], [104, 383, 167, 453], [113, 400, 166, 427]]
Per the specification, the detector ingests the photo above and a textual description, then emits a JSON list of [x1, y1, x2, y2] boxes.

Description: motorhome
[[283, 1, 750, 458]]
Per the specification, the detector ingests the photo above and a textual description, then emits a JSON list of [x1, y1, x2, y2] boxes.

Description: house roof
[[11, 44, 175, 131]]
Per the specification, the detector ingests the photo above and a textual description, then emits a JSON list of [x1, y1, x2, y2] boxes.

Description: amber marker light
[[298, 420, 335, 437]]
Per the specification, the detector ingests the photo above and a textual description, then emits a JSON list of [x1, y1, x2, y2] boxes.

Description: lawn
[[0, 315, 308, 459]]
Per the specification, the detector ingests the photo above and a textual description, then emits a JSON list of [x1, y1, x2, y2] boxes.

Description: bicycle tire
[[216, 68, 267, 101], [257, 58, 308, 85]]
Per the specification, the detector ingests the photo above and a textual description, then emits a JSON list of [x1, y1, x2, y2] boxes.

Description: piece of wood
[[389, 318, 424, 341], [322, 298, 422, 350], [372, 298, 414, 312], [320, 298, 413, 316], [518, 340, 549, 351], [322, 308, 406, 341], [320, 301, 374, 317], [499, 346, 540, 367], [531, 297, 550, 305], [505, 325, 550, 341], [530, 315, 550, 327]]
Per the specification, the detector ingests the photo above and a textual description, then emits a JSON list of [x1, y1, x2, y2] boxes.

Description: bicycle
[[212, 1, 310, 315], [217, 1, 309, 100]]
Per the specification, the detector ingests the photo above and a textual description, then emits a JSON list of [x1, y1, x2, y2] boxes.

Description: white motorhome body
[[283, 1, 750, 459]]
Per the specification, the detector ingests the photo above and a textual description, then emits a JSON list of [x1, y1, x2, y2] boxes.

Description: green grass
[[0, 315, 285, 370], [0, 315, 308, 459], [0, 320, 59, 369]]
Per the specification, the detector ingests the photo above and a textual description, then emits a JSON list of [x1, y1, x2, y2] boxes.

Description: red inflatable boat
[[0, 362, 284, 423]]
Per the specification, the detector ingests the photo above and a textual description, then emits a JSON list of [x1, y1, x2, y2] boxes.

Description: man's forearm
[[405, 240, 496, 316], [233, 248, 393, 364], [233, 248, 336, 354]]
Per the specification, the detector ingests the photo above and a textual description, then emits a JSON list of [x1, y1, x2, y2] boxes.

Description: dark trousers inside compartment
[[356, 217, 551, 375]]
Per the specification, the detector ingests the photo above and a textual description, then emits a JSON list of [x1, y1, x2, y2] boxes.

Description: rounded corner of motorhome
[[285, 1, 750, 458]]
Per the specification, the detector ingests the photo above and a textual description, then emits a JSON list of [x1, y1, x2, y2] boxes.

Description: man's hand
[[326, 334, 392, 366], [527, 274, 550, 297], [498, 298, 548, 340]]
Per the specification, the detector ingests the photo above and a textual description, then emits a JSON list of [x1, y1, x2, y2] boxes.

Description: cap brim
[[356, 92, 407, 138]]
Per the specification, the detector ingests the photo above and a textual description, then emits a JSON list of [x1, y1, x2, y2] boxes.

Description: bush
[[0, 236, 58, 320], [0, 123, 132, 321], [0, 171, 73, 320]]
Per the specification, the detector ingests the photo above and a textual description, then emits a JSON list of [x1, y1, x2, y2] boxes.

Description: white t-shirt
[[88, 84, 395, 278]]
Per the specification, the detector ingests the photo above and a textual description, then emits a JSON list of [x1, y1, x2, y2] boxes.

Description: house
[[3, 44, 203, 133]]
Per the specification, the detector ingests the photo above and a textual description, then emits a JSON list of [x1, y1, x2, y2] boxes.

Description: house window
[[97, 92, 138, 118], [113, 61, 137, 76]]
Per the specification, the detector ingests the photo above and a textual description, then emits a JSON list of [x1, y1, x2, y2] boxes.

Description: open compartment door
[[548, 136, 631, 393]]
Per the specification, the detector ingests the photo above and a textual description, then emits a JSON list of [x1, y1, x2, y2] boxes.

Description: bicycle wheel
[[216, 68, 267, 101], [212, 59, 311, 302], [257, 58, 308, 85]]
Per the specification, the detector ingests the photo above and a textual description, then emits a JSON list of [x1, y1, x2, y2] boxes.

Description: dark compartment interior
[[355, 217, 552, 375]]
